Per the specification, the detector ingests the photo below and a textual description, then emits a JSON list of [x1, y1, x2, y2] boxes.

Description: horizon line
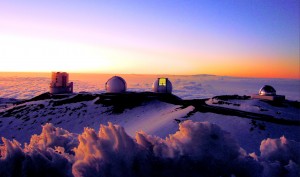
[[0, 71, 299, 80]]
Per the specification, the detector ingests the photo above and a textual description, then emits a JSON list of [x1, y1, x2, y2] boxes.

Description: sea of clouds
[[0, 73, 299, 101], [0, 121, 299, 177]]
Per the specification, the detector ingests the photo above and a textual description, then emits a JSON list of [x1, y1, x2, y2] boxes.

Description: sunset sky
[[0, 0, 299, 78]]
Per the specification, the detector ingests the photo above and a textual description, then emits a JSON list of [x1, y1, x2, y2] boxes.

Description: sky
[[0, 0, 299, 78]]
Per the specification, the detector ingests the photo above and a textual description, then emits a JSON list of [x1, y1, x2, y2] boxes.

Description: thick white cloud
[[25, 123, 78, 153], [260, 136, 300, 177], [0, 121, 299, 177]]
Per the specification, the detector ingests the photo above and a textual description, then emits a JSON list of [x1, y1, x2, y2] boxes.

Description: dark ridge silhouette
[[2, 92, 299, 126]]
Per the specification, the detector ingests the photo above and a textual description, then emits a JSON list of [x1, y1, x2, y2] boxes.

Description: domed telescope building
[[105, 76, 127, 93], [259, 85, 276, 96], [252, 85, 285, 101], [152, 78, 172, 93], [50, 72, 73, 94]]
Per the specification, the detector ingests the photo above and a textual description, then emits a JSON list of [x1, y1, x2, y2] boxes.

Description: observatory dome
[[152, 78, 172, 93], [259, 85, 276, 96], [105, 76, 127, 93]]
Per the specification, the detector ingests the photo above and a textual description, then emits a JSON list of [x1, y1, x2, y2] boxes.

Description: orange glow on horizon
[[0, 35, 298, 79], [191, 55, 299, 79], [0, 1, 299, 80]]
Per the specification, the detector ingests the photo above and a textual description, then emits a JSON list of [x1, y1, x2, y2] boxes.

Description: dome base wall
[[251, 94, 285, 101]]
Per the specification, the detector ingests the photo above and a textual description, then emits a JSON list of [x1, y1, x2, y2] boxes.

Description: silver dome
[[105, 76, 127, 93], [259, 85, 276, 96]]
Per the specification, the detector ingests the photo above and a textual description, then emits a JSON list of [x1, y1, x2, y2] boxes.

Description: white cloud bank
[[0, 121, 299, 177], [1, 74, 299, 101]]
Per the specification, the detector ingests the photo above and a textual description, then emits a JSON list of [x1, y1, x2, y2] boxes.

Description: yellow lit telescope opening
[[159, 78, 167, 86]]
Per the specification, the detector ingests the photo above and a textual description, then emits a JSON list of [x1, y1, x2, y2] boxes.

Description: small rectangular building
[[251, 94, 285, 101]]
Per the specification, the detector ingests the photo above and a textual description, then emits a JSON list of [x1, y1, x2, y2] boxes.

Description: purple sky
[[0, 0, 299, 78]]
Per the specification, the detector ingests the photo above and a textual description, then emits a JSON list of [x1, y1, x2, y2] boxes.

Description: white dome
[[105, 76, 127, 93], [259, 85, 276, 96], [152, 78, 172, 93]]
